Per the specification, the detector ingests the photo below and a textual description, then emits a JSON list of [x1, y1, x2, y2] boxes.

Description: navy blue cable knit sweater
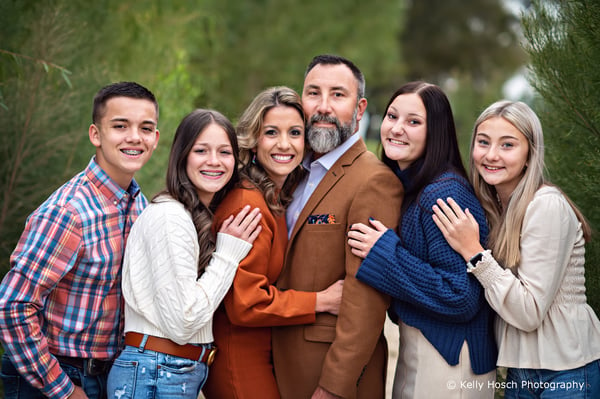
[[356, 169, 497, 374]]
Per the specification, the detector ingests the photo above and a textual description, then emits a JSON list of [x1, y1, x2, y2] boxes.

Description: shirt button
[[113, 200, 118, 205]]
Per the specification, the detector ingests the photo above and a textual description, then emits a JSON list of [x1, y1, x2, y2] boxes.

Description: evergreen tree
[[522, 0, 600, 311], [0, 0, 213, 270], [189, 0, 405, 121]]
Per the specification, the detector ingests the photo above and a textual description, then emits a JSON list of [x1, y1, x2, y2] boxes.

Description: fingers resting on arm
[[431, 197, 484, 261], [219, 205, 262, 244], [347, 219, 388, 259]]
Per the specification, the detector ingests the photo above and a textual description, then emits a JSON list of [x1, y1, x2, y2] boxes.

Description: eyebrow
[[264, 124, 304, 129], [388, 106, 425, 118], [304, 84, 350, 94], [476, 132, 519, 140], [109, 117, 157, 126], [194, 142, 233, 148]]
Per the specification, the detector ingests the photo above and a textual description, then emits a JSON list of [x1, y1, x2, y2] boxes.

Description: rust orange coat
[[202, 183, 317, 399]]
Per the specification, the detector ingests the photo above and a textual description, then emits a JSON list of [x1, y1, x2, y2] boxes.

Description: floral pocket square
[[307, 214, 336, 224]]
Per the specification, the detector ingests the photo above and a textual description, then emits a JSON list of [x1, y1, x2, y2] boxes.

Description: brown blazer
[[272, 138, 404, 399]]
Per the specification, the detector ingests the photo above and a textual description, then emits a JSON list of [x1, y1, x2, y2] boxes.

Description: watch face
[[468, 253, 483, 270]]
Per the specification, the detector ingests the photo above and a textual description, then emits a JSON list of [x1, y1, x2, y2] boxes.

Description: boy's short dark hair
[[92, 81, 158, 124]]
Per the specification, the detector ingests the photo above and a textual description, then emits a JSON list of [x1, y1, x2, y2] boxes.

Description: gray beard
[[307, 110, 358, 154]]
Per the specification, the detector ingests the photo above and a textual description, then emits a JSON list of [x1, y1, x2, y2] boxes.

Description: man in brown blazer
[[272, 55, 404, 399]]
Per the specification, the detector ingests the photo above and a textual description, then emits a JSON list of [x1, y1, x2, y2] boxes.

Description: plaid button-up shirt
[[0, 157, 147, 398]]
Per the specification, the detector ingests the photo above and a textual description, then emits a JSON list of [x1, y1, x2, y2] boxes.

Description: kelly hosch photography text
[[446, 378, 587, 393]]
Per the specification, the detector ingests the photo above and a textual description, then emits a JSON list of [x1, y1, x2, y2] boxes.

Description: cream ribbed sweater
[[471, 186, 600, 370], [121, 195, 252, 345]]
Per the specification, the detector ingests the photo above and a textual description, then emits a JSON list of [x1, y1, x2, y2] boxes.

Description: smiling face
[[89, 96, 159, 189], [302, 63, 367, 155], [255, 105, 305, 189], [380, 93, 427, 170], [186, 123, 236, 207], [472, 116, 529, 199]]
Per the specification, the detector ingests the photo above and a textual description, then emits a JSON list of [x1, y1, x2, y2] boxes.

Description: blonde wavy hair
[[469, 100, 590, 269], [236, 86, 307, 215]]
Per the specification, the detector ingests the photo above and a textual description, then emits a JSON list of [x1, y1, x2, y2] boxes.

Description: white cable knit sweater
[[121, 195, 252, 345]]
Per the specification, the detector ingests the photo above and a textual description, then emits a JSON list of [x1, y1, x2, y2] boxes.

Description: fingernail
[[368, 217, 374, 221]]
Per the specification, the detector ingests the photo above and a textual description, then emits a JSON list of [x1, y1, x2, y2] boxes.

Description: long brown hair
[[381, 81, 467, 213], [154, 109, 240, 275]]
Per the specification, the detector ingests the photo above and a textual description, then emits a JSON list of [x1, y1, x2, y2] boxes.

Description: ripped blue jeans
[[106, 344, 209, 399]]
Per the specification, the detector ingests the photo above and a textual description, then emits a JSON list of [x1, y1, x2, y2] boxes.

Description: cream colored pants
[[393, 321, 496, 399]]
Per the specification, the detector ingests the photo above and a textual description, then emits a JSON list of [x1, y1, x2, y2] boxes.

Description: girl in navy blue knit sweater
[[348, 82, 497, 398]]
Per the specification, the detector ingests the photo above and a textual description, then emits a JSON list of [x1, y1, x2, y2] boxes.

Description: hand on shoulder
[[218, 205, 262, 244]]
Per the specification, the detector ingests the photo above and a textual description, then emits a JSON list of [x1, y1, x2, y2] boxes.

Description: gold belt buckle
[[206, 346, 217, 366]]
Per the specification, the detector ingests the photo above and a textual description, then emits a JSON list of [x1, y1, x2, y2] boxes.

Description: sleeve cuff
[[215, 232, 253, 263], [356, 229, 397, 288], [469, 249, 500, 288]]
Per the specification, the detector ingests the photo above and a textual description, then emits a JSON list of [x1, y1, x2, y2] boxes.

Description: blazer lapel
[[287, 139, 367, 246]]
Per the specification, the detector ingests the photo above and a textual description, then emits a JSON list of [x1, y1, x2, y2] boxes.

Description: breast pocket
[[297, 223, 345, 288]]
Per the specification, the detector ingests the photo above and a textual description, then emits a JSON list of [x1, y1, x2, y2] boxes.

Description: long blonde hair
[[470, 100, 591, 269]]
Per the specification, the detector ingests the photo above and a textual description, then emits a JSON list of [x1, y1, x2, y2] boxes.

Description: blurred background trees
[[522, 0, 600, 311], [1, 0, 598, 312]]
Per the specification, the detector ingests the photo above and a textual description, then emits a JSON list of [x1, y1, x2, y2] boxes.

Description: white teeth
[[485, 166, 502, 170], [201, 171, 223, 177], [390, 139, 408, 145], [122, 149, 142, 155], [272, 155, 293, 161]]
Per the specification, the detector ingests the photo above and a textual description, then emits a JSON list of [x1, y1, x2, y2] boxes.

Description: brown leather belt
[[124, 332, 217, 366]]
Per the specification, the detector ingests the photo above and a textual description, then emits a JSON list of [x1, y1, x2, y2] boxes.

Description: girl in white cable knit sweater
[[107, 109, 262, 399]]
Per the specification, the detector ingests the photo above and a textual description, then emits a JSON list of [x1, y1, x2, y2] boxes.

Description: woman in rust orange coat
[[202, 86, 343, 399]]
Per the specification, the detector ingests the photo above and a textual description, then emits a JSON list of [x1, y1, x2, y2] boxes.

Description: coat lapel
[[287, 139, 367, 246]]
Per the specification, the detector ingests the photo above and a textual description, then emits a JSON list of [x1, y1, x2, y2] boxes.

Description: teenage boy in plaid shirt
[[0, 81, 160, 399]]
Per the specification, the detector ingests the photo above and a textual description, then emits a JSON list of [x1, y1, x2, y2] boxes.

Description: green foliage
[[0, 1, 93, 267], [400, 0, 526, 84], [190, 0, 405, 120], [0, 0, 213, 268], [397, 0, 529, 170], [522, 0, 600, 311]]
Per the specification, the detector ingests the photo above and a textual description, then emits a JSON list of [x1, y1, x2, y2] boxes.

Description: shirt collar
[[85, 156, 141, 204], [302, 133, 361, 171]]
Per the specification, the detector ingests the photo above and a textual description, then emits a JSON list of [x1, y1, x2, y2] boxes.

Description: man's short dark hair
[[92, 81, 158, 124], [305, 54, 365, 98]]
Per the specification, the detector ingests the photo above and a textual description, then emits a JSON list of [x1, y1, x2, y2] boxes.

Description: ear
[[355, 98, 368, 123], [152, 129, 160, 150], [89, 124, 101, 148]]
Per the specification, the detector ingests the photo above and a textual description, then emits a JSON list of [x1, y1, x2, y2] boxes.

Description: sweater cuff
[[215, 232, 252, 263], [356, 229, 397, 287], [469, 249, 499, 288]]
